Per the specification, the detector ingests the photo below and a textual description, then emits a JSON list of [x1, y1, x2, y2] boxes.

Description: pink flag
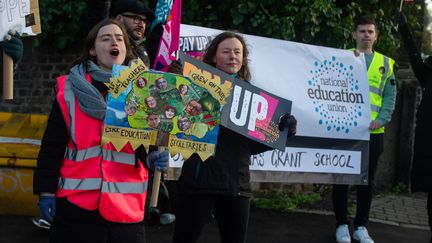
[[153, 0, 182, 71]]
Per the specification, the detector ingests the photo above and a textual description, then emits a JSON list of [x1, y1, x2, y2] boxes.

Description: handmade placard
[[102, 58, 225, 160], [180, 52, 292, 151]]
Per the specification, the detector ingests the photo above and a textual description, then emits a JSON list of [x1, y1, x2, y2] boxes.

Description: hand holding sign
[[2, 29, 23, 63], [2, 28, 23, 99], [148, 150, 169, 172], [278, 114, 297, 137], [1, 0, 41, 100]]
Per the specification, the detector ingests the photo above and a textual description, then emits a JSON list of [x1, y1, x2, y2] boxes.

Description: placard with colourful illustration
[[102, 58, 226, 160]]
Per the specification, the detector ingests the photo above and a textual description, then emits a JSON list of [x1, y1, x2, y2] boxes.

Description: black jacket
[[177, 126, 271, 197], [399, 16, 432, 192]]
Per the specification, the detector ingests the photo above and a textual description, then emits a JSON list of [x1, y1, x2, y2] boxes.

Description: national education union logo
[[307, 56, 365, 134]]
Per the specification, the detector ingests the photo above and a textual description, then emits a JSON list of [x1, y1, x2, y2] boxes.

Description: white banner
[[175, 24, 371, 184]]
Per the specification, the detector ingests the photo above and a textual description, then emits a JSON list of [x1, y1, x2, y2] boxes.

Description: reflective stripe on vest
[[65, 146, 102, 161], [58, 178, 147, 194], [102, 149, 136, 166], [367, 52, 394, 134], [64, 77, 78, 147], [64, 146, 135, 166], [59, 178, 102, 190], [102, 181, 148, 194]]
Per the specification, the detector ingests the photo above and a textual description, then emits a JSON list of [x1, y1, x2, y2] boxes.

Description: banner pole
[[150, 132, 169, 208], [396, 0, 405, 31]]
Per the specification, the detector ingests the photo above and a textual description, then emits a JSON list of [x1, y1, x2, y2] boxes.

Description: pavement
[[0, 192, 430, 243]]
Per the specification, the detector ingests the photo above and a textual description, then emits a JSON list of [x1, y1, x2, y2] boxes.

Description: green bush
[[388, 182, 409, 194], [252, 191, 321, 212], [37, 0, 87, 49], [36, 0, 423, 55], [181, 0, 423, 58]]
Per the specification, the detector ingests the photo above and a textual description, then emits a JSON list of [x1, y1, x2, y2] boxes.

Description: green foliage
[[252, 190, 321, 212], [35, 0, 423, 54], [182, 0, 424, 58], [388, 182, 409, 194], [347, 204, 356, 217], [36, 0, 87, 49]]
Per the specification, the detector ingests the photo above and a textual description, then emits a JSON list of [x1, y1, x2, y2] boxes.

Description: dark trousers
[[50, 198, 146, 243], [173, 194, 250, 243], [332, 133, 383, 228]]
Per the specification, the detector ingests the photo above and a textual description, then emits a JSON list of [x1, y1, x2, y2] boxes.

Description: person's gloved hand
[[167, 60, 183, 75], [369, 120, 382, 131], [394, 11, 407, 26], [1, 29, 24, 63], [147, 150, 169, 172], [278, 113, 297, 137], [38, 194, 56, 223]]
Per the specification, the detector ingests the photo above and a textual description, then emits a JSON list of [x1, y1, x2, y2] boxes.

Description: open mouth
[[110, 49, 119, 56]]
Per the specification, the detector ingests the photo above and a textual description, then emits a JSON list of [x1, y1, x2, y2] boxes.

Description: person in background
[[33, 18, 168, 243], [172, 31, 297, 243], [333, 15, 397, 243], [110, 0, 155, 67], [397, 11, 432, 243]]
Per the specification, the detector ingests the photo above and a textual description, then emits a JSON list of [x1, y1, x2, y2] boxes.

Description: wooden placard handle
[[3, 52, 13, 100], [149, 147, 167, 208]]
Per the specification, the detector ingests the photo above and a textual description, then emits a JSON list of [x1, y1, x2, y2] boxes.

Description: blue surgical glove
[[38, 194, 56, 223], [147, 150, 169, 172]]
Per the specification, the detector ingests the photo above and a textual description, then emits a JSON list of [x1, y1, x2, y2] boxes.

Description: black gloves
[[167, 60, 183, 75], [1, 29, 24, 63], [278, 114, 297, 137]]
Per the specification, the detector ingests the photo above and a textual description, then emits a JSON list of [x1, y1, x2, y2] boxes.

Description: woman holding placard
[[33, 18, 168, 243], [172, 31, 296, 243]]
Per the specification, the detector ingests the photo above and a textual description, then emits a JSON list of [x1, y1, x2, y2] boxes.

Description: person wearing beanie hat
[[111, 0, 155, 67], [83, 0, 163, 68]]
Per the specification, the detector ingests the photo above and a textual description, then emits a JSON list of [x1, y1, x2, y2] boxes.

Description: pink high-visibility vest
[[55, 74, 148, 223]]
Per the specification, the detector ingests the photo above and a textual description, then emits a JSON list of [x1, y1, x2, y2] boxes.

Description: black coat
[[400, 17, 432, 192], [177, 126, 271, 197]]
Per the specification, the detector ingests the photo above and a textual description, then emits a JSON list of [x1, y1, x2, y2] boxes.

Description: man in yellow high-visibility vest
[[333, 15, 397, 243]]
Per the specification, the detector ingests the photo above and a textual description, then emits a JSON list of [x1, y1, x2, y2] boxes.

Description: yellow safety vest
[[367, 52, 395, 134]]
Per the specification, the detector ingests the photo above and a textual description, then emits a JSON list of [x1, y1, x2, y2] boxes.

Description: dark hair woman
[[33, 18, 168, 243]]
